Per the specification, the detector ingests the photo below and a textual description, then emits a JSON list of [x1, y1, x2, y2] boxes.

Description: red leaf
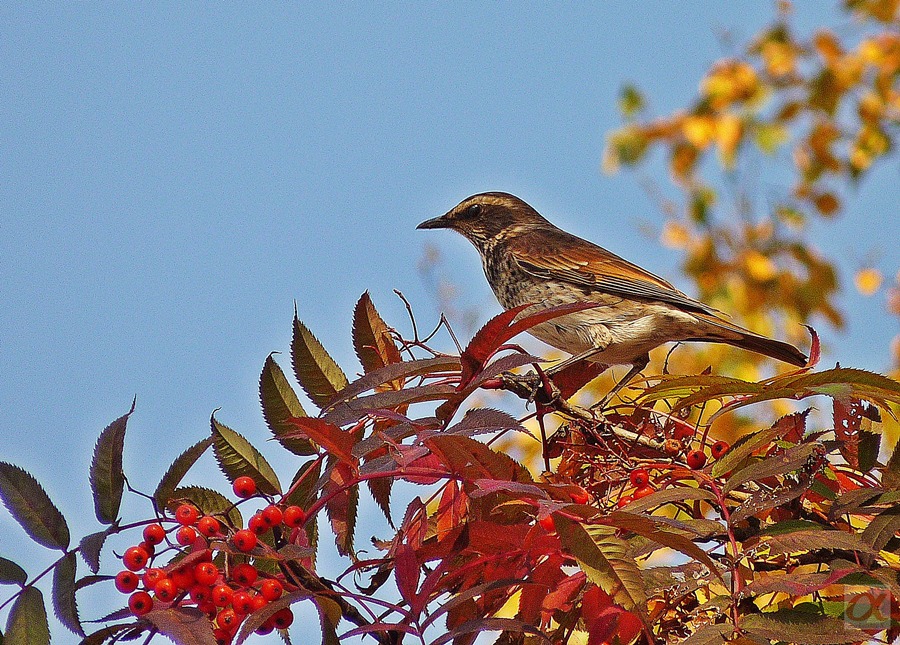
[[551, 360, 609, 399], [834, 398, 878, 469], [804, 325, 820, 369], [394, 542, 420, 609], [284, 417, 356, 464], [323, 461, 358, 556]]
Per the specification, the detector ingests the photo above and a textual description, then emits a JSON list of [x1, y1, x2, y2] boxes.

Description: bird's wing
[[507, 229, 718, 315]]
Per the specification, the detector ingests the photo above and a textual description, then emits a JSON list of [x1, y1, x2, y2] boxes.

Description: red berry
[[115, 570, 139, 593], [538, 515, 555, 532], [175, 504, 200, 526], [251, 594, 267, 611], [256, 619, 275, 635], [216, 607, 240, 629], [154, 578, 177, 602], [673, 424, 694, 440], [194, 562, 219, 586], [261, 505, 283, 527], [272, 607, 294, 629], [176, 525, 198, 546], [283, 505, 306, 528], [190, 584, 212, 603], [711, 440, 730, 460], [211, 584, 234, 607], [629, 469, 650, 488], [686, 450, 707, 470], [569, 488, 590, 504], [260, 578, 283, 601], [248, 513, 268, 535], [616, 495, 634, 508], [142, 523, 166, 546], [233, 529, 257, 552], [633, 485, 655, 499], [232, 563, 258, 586], [213, 628, 233, 645], [129, 590, 153, 616], [232, 590, 254, 615], [233, 476, 257, 498], [122, 546, 150, 571], [138, 541, 156, 558], [198, 516, 221, 537], [170, 565, 195, 590], [143, 568, 166, 589]]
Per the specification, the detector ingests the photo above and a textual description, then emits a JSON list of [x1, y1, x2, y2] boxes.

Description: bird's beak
[[416, 214, 452, 230]]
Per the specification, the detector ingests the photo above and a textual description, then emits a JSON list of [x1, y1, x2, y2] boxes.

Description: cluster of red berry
[[113, 476, 304, 643]]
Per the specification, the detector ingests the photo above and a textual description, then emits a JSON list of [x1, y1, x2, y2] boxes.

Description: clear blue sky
[[1, 3, 897, 642]]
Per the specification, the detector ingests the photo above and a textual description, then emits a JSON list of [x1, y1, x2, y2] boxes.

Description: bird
[[417, 191, 807, 405]]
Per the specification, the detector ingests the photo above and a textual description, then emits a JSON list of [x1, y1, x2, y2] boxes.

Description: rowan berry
[[194, 562, 219, 586], [664, 438, 682, 455], [261, 505, 283, 527], [260, 578, 283, 601], [154, 578, 177, 602], [633, 485, 655, 499], [233, 529, 257, 552], [142, 523, 166, 546], [538, 515, 555, 532], [629, 469, 649, 487], [711, 440, 730, 460], [232, 590, 254, 615], [686, 449, 707, 469], [569, 488, 590, 504], [176, 525, 198, 546], [138, 541, 156, 557], [251, 594, 267, 611], [272, 607, 294, 629], [175, 504, 200, 526], [213, 628, 233, 645], [115, 570, 139, 593], [233, 476, 257, 498], [129, 590, 153, 616], [143, 568, 166, 589], [248, 513, 268, 535], [122, 546, 150, 571], [232, 563, 258, 586], [190, 584, 212, 603], [256, 619, 275, 635], [216, 608, 240, 629], [170, 565, 195, 590], [198, 515, 221, 537], [211, 584, 234, 607], [283, 505, 306, 528], [616, 495, 634, 508], [673, 425, 694, 440]]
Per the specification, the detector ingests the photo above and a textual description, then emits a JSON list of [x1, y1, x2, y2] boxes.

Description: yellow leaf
[[855, 268, 883, 296], [683, 115, 716, 148], [660, 220, 690, 249], [745, 250, 778, 282], [716, 113, 743, 166]]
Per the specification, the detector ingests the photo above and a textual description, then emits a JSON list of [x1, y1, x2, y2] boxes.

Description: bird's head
[[417, 192, 551, 249]]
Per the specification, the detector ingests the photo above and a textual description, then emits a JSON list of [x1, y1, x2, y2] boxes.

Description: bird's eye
[[465, 204, 482, 217]]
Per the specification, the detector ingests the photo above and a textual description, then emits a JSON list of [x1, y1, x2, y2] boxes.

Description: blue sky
[[1, 3, 897, 642]]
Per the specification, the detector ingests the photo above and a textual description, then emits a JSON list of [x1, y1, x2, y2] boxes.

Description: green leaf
[[742, 610, 867, 644], [323, 461, 358, 557], [153, 437, 213, 510], [678, 623, 732, 645], [52, 551, 83, 636], [315, 597, 342, 645], [618, 84, 645, 117], [861, 507, 900, 552], [144, 607, 217, 645], [0, 557, 27, 586], [89, 401, 133, 524], [5, 586, 50, 645], [169, 486, 243, 529], [291, 313, 349, 408], [0, 462, 69, 550], [284, 461, 321, 566], [884, 436, 900, 490], [555, 516, 646, 611], [79, 526, 115, 574], [259, 355, 314, 456], [352, 291, 402, 375], [210, 415, 281, 495]]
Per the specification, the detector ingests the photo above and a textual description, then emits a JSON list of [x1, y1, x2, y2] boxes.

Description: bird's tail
[[692, 313, 808, 367]]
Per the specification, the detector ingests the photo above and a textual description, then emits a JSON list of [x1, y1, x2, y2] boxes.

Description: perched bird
[[418, 192, 806, 403]]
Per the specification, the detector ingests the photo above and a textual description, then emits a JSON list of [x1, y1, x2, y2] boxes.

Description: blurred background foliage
[[423, 0, 899, 454]]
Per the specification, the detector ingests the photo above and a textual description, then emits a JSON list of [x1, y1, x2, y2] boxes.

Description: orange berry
[[216, 607, 240, 629], [211, 584, 234, 607], [175, 504, 200, 526], [122, 546, 150, 571], [616, 495, 634, 508], [154, 578, 177, 602], [283, 505, 306, 528], [260, 578, 283, 601], [129, 590, 153, 616], [686, 450, 707, 470], [629, 469, 649, 487], [272, 607, 294, 629], [176, 525, 198, 546], [170, 565, 195, 590], [142, 567, 166, 589], [232, 590, 254, 615], [248, 513, 268, 535], [233, 476, 257, 498], [115, 570, 139, 593], [142, 523, 166, 546], [232, 563, 258, 586], [711, 441, 729, 460], [197, 516, 221, 537], [194, 562, 219, 586], [633, 485, 655, 499], [569, 488, 590, 504], [261, 505, 283, 527], [538, 515, 555, 532], [233, 529, 257, 552]]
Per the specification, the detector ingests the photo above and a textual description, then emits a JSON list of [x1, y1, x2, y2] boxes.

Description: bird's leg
[[590, 354, 650, 411]]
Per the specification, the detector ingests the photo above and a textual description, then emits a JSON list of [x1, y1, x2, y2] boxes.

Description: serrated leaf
[[555, 516, 645, 611], [352, 292, 403, 375], [884, 437, 900, 490], [79, 526, 115, 574], [741, 611, 867, 644], [80, 624, 135, 645], [210, 415, 281, 495], [323, 461, 358, 557], [0, 557, 27, 586], [759, 529, 876, 555], [0, 462, 69, 550], [678, 623, 732, 645], [315, 597, 341, 645], [260, 355, 314, 456], [169, 486, 243, 529], [145, 607, 217, 645], [233, 592, 311, 643], [711, 411, 809, 478], [89, 402, 133, 525], [5, 586, 50, 645], [324, 384, 457, 428], [427, 435, 533, 484], [283, 417, 355, 464], [292, 314, 349, 408], [860, 506, 900, 552], [617, 486, 716, 513], [153, 437, 213, 509], [724, 443, 821, 494], [446, 408, 525, 437], [52, 551, 83, 636]]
